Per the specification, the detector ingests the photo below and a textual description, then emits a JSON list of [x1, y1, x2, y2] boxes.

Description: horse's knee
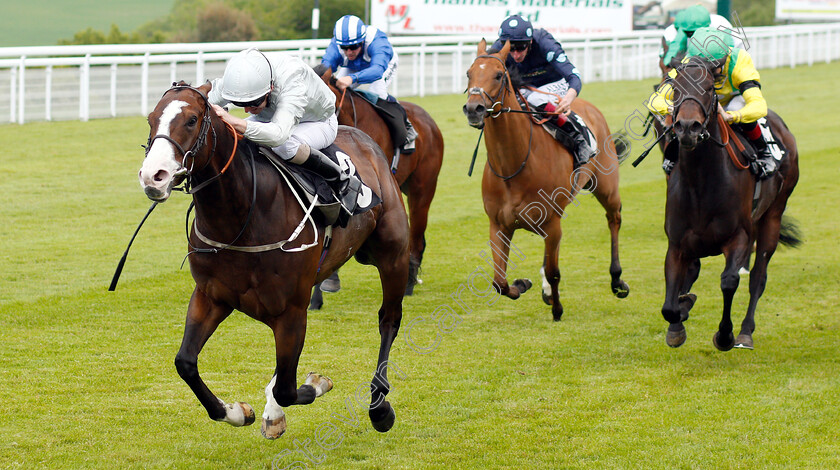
[[662, 305, 680, 324], [273, 386, 297, 407], [174, 354, 198, 381], [721, 272, 740, 294]]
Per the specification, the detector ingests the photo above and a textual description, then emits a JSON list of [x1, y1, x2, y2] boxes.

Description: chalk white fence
[[1, 23, 838, 124]]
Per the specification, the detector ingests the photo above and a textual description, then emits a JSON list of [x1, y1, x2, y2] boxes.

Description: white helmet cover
[[220, 48, 273, 102], [334, 15, 367, 46]]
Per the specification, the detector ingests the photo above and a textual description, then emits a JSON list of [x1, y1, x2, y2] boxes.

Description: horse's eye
[[495, 72, 503, 81], [186, 116, 198, 127]]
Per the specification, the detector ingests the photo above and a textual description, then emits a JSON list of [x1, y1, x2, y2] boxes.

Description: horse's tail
[[779, 215, 804, 249], [613, 130, 631, 164]]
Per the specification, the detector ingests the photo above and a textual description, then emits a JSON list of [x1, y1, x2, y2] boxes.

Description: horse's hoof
[[308, 288, 323, 310], [238, 402, 256, 426], [261, 415, 287, 439], [612, 280, 630, 299], [319, 274, 341, 293], [305, 372, 334, 397], [542, 291, 552, 306], [552, 306, 564, 322], [734, 334, 754, 350], [370, 402, 396, 433], [512, 278, 532, 294], [678, 293, 697, 321], [404, 281, 415, 296], [713, 331, 735, 351], [666, 324, 687, 348]]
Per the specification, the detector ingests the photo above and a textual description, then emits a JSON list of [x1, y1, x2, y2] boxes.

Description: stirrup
[[402, 124, 418, 154]]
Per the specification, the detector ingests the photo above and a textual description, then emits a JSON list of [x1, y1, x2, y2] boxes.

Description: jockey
[[660, 5, 743, 73], [209, 48, 361, 209], [488, 15, 596, 168], [320, 14, 417, 155], [647, 27, 779, 179]]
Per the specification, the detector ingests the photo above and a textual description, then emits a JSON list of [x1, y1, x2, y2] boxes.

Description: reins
[[466, 54, 534, 180]]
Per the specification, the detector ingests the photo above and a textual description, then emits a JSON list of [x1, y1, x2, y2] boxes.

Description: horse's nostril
[[690, 122, 703, 135], [153, 169, 170, 183]]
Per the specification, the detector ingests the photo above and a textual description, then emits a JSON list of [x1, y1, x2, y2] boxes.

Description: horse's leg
[[489, 224, 532, 299], [539, 221, 564, 321], [404, 175, 435, 296], [308, 285, 324, 310], [174, 288, 255, 427], [592, 188, 629, 298], [662, 246, 691, 347], [714, 233, 751, 351], [737, 215, 783, 349], [262, 306, 333, 439]]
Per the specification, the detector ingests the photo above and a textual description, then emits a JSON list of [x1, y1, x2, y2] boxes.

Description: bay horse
[[309, 66, 444, 308], [462, 40, 629, 321], [662, 58, 800, 350], [137, 82, 408, 438]]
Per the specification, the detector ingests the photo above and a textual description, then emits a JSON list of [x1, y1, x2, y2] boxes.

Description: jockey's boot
[[558, 118, 597, 169], [375, 98, 413, 154], [300, 146, 362, 213], [751, 137, 778, 180], [402, 120, 418, 154]]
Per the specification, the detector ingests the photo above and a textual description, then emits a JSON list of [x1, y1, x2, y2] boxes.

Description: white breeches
[[258, 114, 338, 161], [519, 79, 571, 108], [336, 55, 399, 100]]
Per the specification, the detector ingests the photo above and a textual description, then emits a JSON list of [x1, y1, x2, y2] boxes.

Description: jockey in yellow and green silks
[[647, 27, 779, 179]]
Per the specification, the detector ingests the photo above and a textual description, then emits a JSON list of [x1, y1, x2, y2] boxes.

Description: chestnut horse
[[661, 58, 800, 350], [463, 40, 629, 321], [138, 82, 408, 438], [309, 67, 444, 308]]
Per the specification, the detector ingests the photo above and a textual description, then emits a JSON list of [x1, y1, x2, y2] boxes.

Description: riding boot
[[374, 98, 412, 154], [300, 147, 362, 213], [558, 118, 597, 168], [750, 135, 778, 180]]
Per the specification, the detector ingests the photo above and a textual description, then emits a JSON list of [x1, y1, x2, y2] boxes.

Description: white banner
[[370, 0, 633, 36], [776, 0, 840, 20]]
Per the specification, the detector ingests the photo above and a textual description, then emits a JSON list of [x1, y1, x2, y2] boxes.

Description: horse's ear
[[477, 38, 487, 55], [499, 40, 511, 60], [199, 81, 212, 95], [323, 67, 333, 81]]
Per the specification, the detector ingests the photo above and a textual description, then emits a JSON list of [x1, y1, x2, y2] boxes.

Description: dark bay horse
[[309, 67, 444, 307], [462, 40, 629, 321], [662, 58, 800, 350], [138, 82, 408, 438]]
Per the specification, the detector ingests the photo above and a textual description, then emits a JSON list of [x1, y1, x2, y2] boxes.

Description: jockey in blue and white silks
[[321, 15, 416, 154]]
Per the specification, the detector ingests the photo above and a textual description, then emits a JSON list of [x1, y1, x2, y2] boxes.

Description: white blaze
[[139, 100, 189, 189]]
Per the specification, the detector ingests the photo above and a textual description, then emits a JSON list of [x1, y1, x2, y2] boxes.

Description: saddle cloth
[[258, 143, 381, 227], [540, 111, 598, 151]]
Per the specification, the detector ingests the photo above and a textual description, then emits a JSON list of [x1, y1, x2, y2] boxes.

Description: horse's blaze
[[139, 100, 188, 200]]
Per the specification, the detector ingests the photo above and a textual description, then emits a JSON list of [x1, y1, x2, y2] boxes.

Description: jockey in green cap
[[647, 27, 781, 179], [659, 5, 742, 74]]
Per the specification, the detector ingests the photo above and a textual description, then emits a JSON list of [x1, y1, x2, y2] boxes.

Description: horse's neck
[[482, 91, 534, 175]]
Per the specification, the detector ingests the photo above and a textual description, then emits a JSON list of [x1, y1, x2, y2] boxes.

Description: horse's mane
[[508, 66, 524, 90]]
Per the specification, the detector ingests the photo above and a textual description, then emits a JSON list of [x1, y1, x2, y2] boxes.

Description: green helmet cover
[[675, 5, 711, 32], [686, 27, 734, 62]]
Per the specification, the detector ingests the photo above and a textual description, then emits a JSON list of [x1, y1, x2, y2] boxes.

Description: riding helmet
[[686, 27, 734, 63], [334, 15, 367, 46], [498, 15, 533, 43], [220, 49, 273, 103]]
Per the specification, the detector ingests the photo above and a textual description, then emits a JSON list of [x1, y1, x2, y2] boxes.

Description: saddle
[[258, 143, 381, 228]]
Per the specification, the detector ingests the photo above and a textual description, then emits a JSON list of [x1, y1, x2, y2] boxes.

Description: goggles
[[340, 43, 362, 51], [230, 94, 267, 108]]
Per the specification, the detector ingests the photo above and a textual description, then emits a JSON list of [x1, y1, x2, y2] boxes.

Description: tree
[[197, 2, 258, 42]]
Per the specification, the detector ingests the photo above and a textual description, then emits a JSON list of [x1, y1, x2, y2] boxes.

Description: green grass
[[1, 61, 839, 469], [0, 0, 173, 47]]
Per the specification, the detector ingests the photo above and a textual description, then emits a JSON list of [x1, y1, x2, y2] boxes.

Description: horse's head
[[139, 81, 214, 202], [670, 57, 721, 150], [463, 39, 512, 129]]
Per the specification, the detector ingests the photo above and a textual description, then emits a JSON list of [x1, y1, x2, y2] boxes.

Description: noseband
[[669, 62, 721, 142], [146, 84, 225, 194], [466, 54, 511, 118]]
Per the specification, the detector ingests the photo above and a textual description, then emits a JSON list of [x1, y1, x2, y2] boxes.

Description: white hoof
[[219, 401, 255, 427], [305, 372, 334, 398], [261, 414, 287, 439]]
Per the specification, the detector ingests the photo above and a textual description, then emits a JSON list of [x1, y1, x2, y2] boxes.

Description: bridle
[[465, 54, 532, 180], [145, 84, 238, 195], [669, 61, 721, 144]]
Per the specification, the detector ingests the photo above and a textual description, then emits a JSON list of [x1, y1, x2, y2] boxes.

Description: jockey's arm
[[645, 81, 674, 116], [724, 52, 766, 124], [320, 40, 344, 72], [349, 38, 393, 85]]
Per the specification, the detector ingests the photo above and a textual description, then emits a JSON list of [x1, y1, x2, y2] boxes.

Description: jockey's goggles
[[340, 43, 362, 51], [510, 41, 530, 52], [230, 94, 267, 108]]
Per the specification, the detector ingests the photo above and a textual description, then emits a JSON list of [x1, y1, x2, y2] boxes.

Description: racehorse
[[661, 58, 800, 349], [309, 67, 444, 309], [138, 82, 408, 438], [462, 40, 630, 321]]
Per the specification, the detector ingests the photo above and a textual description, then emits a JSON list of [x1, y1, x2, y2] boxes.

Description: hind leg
[[737, 214, 784, 349], [538, 221, 564, 321], [404, 162, 438, 296], [592, 183, 629, 298]]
